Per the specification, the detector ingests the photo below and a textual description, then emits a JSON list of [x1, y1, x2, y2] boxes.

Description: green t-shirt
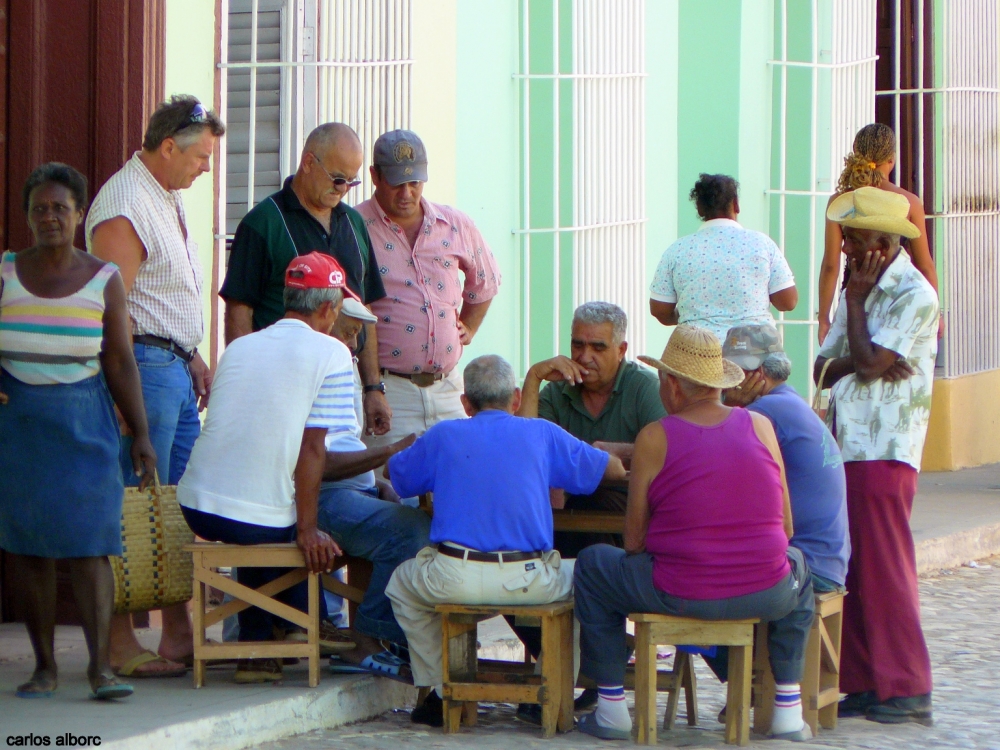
[[537, 360, 667, 443]]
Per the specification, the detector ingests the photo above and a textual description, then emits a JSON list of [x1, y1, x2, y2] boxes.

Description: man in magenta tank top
[[574, 326, 816, 742]]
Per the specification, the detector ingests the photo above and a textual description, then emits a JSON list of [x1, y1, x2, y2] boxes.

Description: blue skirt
[[0, 369, 124, 557]]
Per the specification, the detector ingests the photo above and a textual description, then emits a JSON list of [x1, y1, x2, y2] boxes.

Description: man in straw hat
[[815, 186, 939, 725], [573, 325, 815, 741]]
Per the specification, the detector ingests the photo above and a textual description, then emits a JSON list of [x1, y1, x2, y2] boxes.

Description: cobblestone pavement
[[259, 558, 1000, 750]]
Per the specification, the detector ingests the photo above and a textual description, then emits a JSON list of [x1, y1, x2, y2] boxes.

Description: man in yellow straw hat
[[816, 186, 939, 726], [574, 325, 816, 742]]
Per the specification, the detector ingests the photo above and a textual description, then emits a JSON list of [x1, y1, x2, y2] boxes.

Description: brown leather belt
[[133, 335, 195, 363], [437, 544, 542, 564], [383, 369, 444, 388]]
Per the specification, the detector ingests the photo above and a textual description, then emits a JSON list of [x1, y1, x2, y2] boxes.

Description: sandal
[[15, 674, 57, 699], [91, 677, 134, 701], [113, 650, 186, 678], [577, 711, 631, 741], [358, 650, 413, 684]]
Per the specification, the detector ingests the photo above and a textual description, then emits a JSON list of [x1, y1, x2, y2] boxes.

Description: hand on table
[[593, 441, 634, 471]]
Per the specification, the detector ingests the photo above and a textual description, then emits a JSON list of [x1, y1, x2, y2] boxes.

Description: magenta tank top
[[645, 408, 790, 600]]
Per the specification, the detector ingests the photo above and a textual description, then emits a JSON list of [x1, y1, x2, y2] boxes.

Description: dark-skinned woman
[[0, 163, 157, 700]]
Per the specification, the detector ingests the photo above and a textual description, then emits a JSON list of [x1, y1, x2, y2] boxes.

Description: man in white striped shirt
[[178, 253, 352, 683], [87, 95, 225, 678]]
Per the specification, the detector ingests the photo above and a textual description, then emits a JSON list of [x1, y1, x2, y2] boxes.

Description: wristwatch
[[363, 382, 386, 395]]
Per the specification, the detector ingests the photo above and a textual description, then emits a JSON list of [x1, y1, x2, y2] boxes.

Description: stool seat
[[435, 601, 575, 738], [186, 542, 324, 688], [631, 614, 758, 746]]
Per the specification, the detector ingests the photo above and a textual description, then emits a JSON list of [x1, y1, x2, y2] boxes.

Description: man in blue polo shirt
[[384, 354, 627, 727]]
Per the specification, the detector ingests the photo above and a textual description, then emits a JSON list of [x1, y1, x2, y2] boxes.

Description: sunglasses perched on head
[[186, 102, 209, 126]]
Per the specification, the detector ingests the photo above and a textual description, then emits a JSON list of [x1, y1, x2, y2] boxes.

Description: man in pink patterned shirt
[[356, 130, 500, 452]]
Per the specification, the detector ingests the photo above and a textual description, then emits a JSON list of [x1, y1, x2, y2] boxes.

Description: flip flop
[[113, 650, 186, 678], [90, 680, 134, 701], [577, 711, 632, 741], [15, 687, 54, 699], [327, 662, 370, 675], [358, 650, 413, 684]]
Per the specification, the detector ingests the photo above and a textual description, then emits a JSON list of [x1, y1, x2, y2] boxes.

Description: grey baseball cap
[[373, 129, 428, 185], [340, 297, 377, 323], [722, 324, 783, 370]]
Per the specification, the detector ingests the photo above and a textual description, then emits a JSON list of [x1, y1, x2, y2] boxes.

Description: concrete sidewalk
[[2, 462, 999, 750]]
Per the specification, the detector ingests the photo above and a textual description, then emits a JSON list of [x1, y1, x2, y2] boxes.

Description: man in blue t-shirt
[[722, 324, 850, 592], [384, 354, 627, 727]]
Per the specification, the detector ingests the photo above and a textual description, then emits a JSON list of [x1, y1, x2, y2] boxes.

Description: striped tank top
[[0, 251, 117, 385]]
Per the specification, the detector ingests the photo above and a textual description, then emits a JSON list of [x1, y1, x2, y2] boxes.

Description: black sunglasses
[[309, 152, 362, 190]]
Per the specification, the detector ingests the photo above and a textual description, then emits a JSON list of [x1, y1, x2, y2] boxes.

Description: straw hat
[[827, 186, 921, 239], [638, 325, 745, 389]]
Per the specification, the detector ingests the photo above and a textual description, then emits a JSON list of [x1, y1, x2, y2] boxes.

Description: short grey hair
[[463, 355, 516, 411], [572, 302, 628, 344], [283, 286, 344, 314], [760, 352, 792, 382]]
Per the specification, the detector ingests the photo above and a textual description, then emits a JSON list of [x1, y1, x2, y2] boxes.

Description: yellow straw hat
[[827, 186, 921, 239], [638, 325, 745, 389]]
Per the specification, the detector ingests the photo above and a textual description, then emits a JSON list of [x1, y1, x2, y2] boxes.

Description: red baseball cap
[[284, 252, 360, 300]]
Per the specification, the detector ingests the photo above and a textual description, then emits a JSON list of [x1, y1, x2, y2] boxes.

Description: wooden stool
[[187, 542, 323, 687], [632, 614, 758, 746], [753, 591, 845, 735], [436, 601, 575, 738]]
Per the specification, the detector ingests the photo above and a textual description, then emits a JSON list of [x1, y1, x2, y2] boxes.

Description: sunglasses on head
[[186, 102, 209, 126]]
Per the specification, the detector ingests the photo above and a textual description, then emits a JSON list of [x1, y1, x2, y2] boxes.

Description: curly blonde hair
[[836, 123, 896, 193]]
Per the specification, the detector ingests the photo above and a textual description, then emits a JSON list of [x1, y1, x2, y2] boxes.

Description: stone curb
[[916, 521, 1000, 575], [101, 675, 415, 750]]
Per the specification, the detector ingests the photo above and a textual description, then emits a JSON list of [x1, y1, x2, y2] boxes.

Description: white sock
[[595, 685, 632, 731], [771, 683, 805, 734]]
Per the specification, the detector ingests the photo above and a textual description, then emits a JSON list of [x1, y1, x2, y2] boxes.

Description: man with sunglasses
[[221, 122, 390, 436], [356, 130, 501, 458], [87, 95, 226, 678]]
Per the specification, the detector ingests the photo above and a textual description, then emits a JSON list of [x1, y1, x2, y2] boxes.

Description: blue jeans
[[317, 484, 431, 644], [180, 506, 327, 642], [120, 343, 200, 486]]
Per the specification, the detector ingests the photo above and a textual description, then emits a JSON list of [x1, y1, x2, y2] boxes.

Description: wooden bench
[[753, 591, 846, 735], [631, 614, 758, 746], [437, 601, 575, 738], [187, 543, 324, 687]]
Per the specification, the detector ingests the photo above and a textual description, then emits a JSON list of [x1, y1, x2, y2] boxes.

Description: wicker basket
[[110, 474, 194, 614]]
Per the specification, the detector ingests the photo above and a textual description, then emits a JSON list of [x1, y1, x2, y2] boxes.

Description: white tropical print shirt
[[818, 251, 939, 471], [649, 218, 795, 341]]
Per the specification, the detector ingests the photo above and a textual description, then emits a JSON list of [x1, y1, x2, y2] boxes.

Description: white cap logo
[[329, 270, 344, 286]]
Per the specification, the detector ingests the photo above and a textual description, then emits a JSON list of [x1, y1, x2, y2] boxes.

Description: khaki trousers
[[386, 545, 577, 687], [363, 368, 467, 450]]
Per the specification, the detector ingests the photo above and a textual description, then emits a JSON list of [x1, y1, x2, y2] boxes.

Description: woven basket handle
[[812, 358, 835, 415], [151, 469, 163, 496]]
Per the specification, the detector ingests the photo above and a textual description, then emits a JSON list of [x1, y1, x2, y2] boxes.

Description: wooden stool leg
[[818, 604, 843, 730], [539, 614, 560, 738], [802, 614, 822, 735], [192, 572, 206, 689], [663, 650, 684, 730], [682, 650, 698, 726], [725, 644, 751, 746], [307, 570, 320, 688], [462, 700, 478, 727], [753, 624, 775, 735], [557, 612, 575, 733], [634, 622, 658, 745]]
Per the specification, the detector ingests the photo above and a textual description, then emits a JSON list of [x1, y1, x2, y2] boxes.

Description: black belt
[[383, 369, 444, 388], [133, 335, 195, 363], [437, 544, 542, 564]]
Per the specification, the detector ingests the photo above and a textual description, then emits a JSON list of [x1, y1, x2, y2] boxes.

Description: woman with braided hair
[[818, 123, 939, 343]]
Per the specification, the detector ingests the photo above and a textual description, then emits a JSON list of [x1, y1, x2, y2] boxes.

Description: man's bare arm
[[323, 433, 416, 481], [749, 412, 793, 539], [457, 299, 492, 344], [623, 421, 666, 554], [224, 300, 254, 344], [90, 218, 147, 294], [649, 299, 679, 326], [358, 320, 391, 435]]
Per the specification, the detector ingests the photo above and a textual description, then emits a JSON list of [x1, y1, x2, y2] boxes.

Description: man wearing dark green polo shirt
[[517, 301, 666, 556], [221, 122, 391, 434]]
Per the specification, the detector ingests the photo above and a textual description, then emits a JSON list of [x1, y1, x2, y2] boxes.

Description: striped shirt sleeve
[[306, 369, 358, 431]]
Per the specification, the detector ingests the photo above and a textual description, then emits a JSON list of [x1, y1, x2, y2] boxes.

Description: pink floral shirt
[[356, 197, 501, 374]]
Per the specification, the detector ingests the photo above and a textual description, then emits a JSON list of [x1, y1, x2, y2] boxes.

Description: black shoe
[[515, 702, 542, 726], [574, 688, 599, 712], [411, 691, 444, 727], [838, 691, 878, 717], [866, 694, 933, 726]]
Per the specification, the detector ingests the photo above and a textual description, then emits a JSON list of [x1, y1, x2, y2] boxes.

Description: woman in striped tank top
[[0, 163, 157, 701]]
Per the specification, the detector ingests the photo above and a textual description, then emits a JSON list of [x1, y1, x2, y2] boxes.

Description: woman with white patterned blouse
[[649, 174, 798, 342]]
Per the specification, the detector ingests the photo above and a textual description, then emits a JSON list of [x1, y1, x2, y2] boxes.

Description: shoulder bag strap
[[812, 358, 835, 416]]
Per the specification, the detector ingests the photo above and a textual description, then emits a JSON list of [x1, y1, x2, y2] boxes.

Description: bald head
[[304, 123, 362, 160]]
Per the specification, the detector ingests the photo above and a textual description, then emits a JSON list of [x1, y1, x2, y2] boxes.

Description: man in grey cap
[[356, 130, 501, 455], [722, 324, 850, 595]]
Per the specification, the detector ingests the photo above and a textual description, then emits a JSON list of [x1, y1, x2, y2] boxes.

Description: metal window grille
[[515, 0, 647, 370], [768, 0, 877, 399], [219, 0, 412, 237]]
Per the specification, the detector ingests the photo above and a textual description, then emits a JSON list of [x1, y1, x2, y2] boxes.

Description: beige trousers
[[363, 368, 467, 450], [385, 545, 577, 687]]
